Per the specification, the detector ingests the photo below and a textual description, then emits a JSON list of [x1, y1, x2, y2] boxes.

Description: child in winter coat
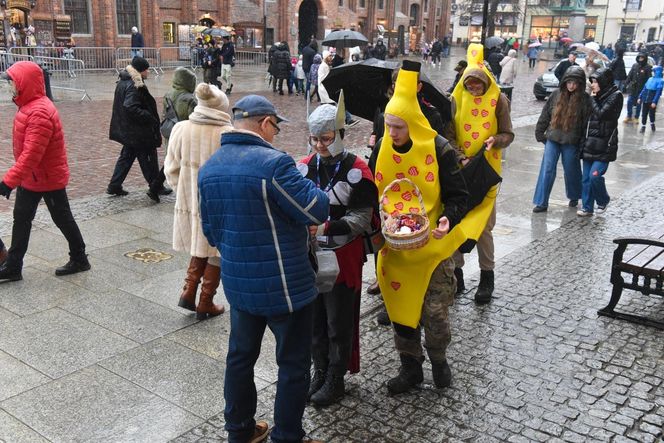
[[637, 65, 663, 133], [295, 55, 306, 95]]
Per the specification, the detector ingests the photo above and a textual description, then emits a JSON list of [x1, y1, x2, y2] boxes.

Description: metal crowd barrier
[[158, 46, 197, 70], [0, 52, 91, 101], [234, 50, 268, 73], [116, 47, 161, 75], [4, 46, 269, 81]]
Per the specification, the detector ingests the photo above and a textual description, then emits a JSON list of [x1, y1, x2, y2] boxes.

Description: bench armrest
[[613, 237, 664, 248]]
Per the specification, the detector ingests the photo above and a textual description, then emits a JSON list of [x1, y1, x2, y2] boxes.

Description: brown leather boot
[[196, 263, 225, 320], [178, 257, 208, 311]]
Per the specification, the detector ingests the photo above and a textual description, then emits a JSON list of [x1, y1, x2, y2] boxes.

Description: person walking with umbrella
[[527, 42, 541, 69]]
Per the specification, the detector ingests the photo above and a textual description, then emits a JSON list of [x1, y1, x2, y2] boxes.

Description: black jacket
[[109, 67, 161, 149], [625, 54, 652, 96], [581, 68, 623, 163], [609, 56, 626, 81], [131, 32, 144, 48], [554, 60, 578, 81], [487, 51, 504, 78], [302, 44, 317, 73], [373, 42, 386, 60], [272, 46, 292, 79], [535, 66, 592, 145]]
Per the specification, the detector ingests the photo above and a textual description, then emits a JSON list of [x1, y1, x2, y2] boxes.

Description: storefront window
[[65, 0, 90, 34], [530, 15, 569, 47], [584, 16, 596, 41], [163, 22, 175, 44]]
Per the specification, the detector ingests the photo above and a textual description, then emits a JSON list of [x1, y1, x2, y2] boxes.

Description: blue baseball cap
[[232, 95, 288, 123]]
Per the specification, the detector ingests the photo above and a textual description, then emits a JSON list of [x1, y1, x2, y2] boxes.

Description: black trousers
[[277, 78, 292, 93], [311, 282, 357, 376], [108, 145, 159, 191], [641, 103, 656, 125], [7, 187, 86, 269]]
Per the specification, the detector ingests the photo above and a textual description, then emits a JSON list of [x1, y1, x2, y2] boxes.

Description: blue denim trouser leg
[[581, 159, 610, 212], [560, 143, 582, 201], [627, 94, 642, 119], [533, 140, 560, 207], [224, 304, 313, 443]]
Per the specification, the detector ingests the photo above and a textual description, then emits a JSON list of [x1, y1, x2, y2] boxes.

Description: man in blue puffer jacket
[[198, 95, 329, 443]]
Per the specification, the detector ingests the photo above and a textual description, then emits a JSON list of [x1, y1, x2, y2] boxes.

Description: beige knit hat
[[195, 83, 229, 112]]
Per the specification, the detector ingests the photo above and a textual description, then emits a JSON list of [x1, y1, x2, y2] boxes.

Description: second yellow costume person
[[375, 67, 468, 328]]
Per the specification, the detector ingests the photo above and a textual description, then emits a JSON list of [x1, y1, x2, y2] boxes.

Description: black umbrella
[[322, 30, 368, 48], [322, 58, 399, 121], [322, 59, 452, 122], [202, 27, 231, 38]]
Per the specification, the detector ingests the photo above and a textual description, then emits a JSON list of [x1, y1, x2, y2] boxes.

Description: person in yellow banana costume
[[370, 60, 469, 395], [451, 43, 514, 304]]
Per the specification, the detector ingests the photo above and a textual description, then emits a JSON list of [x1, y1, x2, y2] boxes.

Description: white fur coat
[[165, 105, 233, 258]]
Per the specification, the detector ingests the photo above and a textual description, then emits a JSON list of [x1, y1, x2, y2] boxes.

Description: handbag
[[460, 144, 502, 212], [311, 241, 340, 294]]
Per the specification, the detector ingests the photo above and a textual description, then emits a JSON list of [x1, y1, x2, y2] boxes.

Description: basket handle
[[379, 177, 428, 221]]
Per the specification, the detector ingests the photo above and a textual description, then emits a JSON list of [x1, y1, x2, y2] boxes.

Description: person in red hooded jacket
[[0, 61, 90, 282]]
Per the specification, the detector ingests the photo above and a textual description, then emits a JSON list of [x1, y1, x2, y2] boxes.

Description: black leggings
[[641, 103, 656, 125]]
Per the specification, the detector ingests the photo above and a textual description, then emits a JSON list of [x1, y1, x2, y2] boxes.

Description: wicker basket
[[380, 178, 430, 250]]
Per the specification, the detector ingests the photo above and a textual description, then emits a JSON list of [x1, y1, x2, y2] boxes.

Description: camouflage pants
[[393, 257, 456, 362]]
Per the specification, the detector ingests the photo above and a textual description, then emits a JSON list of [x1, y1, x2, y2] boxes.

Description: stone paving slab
[[1, 366, 204, 442], [0, 350, 50, 402], [0, 410, 49, 443]]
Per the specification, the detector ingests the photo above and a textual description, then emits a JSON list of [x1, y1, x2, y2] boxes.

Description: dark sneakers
[[376, 307, 391, 325], [157, 187, 173, 196], [106, 187, 129, 196], [532, 205, 547, 213], [55, 257, 91, 276], [0, 262, 22, 282]]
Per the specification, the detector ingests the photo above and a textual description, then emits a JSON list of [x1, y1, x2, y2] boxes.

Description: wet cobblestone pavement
[[0, 49, 663, 442]]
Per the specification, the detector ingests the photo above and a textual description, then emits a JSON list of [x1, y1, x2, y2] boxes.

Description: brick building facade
[[1, 0, 451, 54]]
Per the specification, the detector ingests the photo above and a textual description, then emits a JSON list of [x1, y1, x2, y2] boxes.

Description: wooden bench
[[598, 230, 664, 329]]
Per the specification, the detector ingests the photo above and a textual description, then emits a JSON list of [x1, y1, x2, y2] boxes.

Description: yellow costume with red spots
[[375, 66, 469, 328], [451, 43, 502, 242]]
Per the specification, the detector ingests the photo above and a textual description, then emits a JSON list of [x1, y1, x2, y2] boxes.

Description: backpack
[[160, 95, 179, 139]]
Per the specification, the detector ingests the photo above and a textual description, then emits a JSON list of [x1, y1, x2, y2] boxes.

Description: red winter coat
[[2, 61, 69, 192]]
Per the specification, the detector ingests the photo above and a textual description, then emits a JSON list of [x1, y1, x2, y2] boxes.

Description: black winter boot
[[387, 354, 424, 395], [475, 270, 494, 304], [55, 255, 91, 276], [307, 368, 326, 400], [310, 373, 345, 406], [431, 359, 452, 388], [376, 307, 390, 326], [454, 267, 465, 295]]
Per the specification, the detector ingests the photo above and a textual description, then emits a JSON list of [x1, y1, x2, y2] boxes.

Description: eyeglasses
[[263, 117, 280, 134], [309, 135, 336, 146]]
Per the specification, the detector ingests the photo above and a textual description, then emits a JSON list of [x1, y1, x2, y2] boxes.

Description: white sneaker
[[596, 203, 608, 214], [576, 209, 593, 217]]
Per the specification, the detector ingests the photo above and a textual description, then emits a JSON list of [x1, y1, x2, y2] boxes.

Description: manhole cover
[[124, 248, 173, 263]]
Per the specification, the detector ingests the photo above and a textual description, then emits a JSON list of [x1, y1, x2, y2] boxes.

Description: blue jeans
[[627, 94, 642, 118], [581, 159, 610, 213], [533, 140, 582, 208], [224, 304, 313, 443]]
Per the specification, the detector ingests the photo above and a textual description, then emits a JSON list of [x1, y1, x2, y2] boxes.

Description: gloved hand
[[0, 181, 13, 199]]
